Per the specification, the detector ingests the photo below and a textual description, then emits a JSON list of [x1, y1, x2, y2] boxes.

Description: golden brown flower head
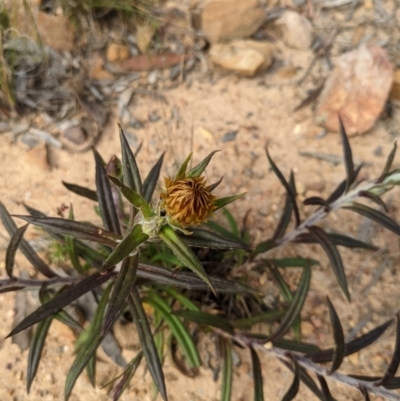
[[160, 175, 217, 227]]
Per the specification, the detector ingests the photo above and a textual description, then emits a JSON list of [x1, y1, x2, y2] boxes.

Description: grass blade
[[359, 191, 388, 213], [316, 375, 334, 401], [159, 225, 214, 293], [128, 287, 167, 401], [5, 223, 29, 278], [250, 347, 264, 401], [326, 296, 345, 373], [213, 193, 247, 211], [326, 179, 346, 204], [375, 312, 400, 387], [175, 152, 192, 180], [0, 202, 57, 278], [273, 339, 320, 354], [232, 310, 287, 329], [308, 226, 350, 301], [62, 181, 98, 201], [94, 150, 122, 235], [378, 141, 397, 183], [266, 149, 300, 227], [173, 310, 234, 333], [143, 152, 165, 202], [119, 124, 143, 194], [102, 225, 149, 270], [338, 117, 355, 191], [186, 150, 220, 178], [7, 270, 114, 338], [268, 265, 311, 342], [282, 359, 300, 401], [220, 337, 233, 401], [26, 316, 53, 393], [344, 203, 400, 236]]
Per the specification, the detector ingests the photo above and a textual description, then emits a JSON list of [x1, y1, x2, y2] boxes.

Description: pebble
[[221, 130, 238, 142], [147, 70, 159, 85], [106, 43, 131, 63], [62, 126, 87, 145]]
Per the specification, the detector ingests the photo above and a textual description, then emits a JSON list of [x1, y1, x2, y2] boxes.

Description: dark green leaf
[[232, 310, 286, 329], [326, 179, 346, 204], [14, 215, 120, 247], [102, 225, 149, 270], [273, 171, 295, 240], [179, 228, 250, 250], [220, 337, 233, 401], [187, 150, 220, 178], [308, 319, 393, 363], [308, 226, 350, 301], [62, 181, 98, 201], [268, 265, 310, 342], [281, 359, 300, 401], [102, 256, 138, 334], [303, 197, 330, 208], [119, 124, 143, 195], [159, 225, 214, 293], [359, 387, 371, 401], [359, 191, 388, 213], [267, 258, 319, 268], [316, 375, 334, 401], [26, 316, 53, 393], [378, 141, 397, 183], [222, 208, 240, 238], [173, 310, 234, 333], [273, 339, 320, 354], [266, 149, 300, 227], [107, 175, 152, 218], [86, 356, 96, 387], [143, 152, 165, 202], [350, 375, 400, 390], [137, 262, 253, 293], [250, 347, 264, 401], [343, 203, 400, 236], [94, 150, 122, 235], [0, 202, 57, 278], [128, 287, 167, 400], [175, 153, 193, 180], [7, 270, 114, 338], [338, 117, 355, 191], [293, 232, 378, 251], [144, 292, 201, 368], [375, 312, 400, 387], [213, 193, 247, 211], [163, 288, 200, 311], [5, 223, 29, 278], [326, 296, 345, 373], [205, 220, 241, 242], [208, 176, 223, 192], [65, 206, 85, 274], [254, 238, 277, 254]]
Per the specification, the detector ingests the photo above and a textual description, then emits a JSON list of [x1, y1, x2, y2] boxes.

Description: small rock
[[221, 130, 238, 142], [106, 43, 130, 63], [201, 0, 265, 43], [390, 69, 400, 101], [147, 70, 159, 85], [316, 45, 393, 135], [24, 143, 51, 171], [62, 126, 87, 145], [136, 23, 155, 54], [210, 40, 274, 77], [274, 11, 314, 50]]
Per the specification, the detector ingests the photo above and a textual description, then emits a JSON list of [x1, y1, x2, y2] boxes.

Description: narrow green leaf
[[351, 375, 400, 390], [375, 312, 400, 387], [159, 225, 214, 293], [102, 256, 138, 334], [266, 149, 300, 226], [102, 225, 149, 270], [293, 232, 378, 251], [7, 270, 114, 338], [163, 288, 200, 311], [359, 190, 388, 213], [205, 220, 241, 242], [26, 316, 53, 393], [303, 196, 330, 208], [107, 175, 152, 218], [173, 310, 234, 333], [65, 206, 85, 274], [144, 292, 201, 368], [175, 153, 193, 180], [143, 152, 165, 202], [5, 223, 29, 278], [179, 228, 250, 250], [273, 171, 295, 240], [281, 359, 300, 401], [14, 215, 120, 247], [220, 337, 233, 401], [316, 375, 334, 401], [62, 181, 98, 201], [378, 141, 397, 183], [273, 339, 320, 354], [338, 116, 355, 191], [359, 387, 371, 401], [267, 258, 319, 268], [208, 176, 223, 192], [250, 347, 264, 401], [232, 310, 286, 329], [308, 226, 350, 302], [213, 193, 246, 211], [119, 124, 143, 195], [187, 150, 220, 178], [128, 287, 167, 401], [326, 179, 346, 204], [254, 238, 277, 254], [0, 202, 57, 278], [94, 150, 122, 235], [268, 265, 310, 342], [344, 203, 400, 236], [86, 356, 96, 387], [326, 296, 345, 373], [222, 208, 240, 237], [308, 319, 393, 363]]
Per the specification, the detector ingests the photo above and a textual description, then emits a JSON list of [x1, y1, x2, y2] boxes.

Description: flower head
[[160, 175, 217, 227]]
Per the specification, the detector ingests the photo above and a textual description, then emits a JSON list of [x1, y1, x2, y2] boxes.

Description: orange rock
[[316, 45, 393, 135], [106, 43, 131, 63]]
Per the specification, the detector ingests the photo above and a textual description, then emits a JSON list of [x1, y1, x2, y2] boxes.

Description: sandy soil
[[1, 2, 400, 400]]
